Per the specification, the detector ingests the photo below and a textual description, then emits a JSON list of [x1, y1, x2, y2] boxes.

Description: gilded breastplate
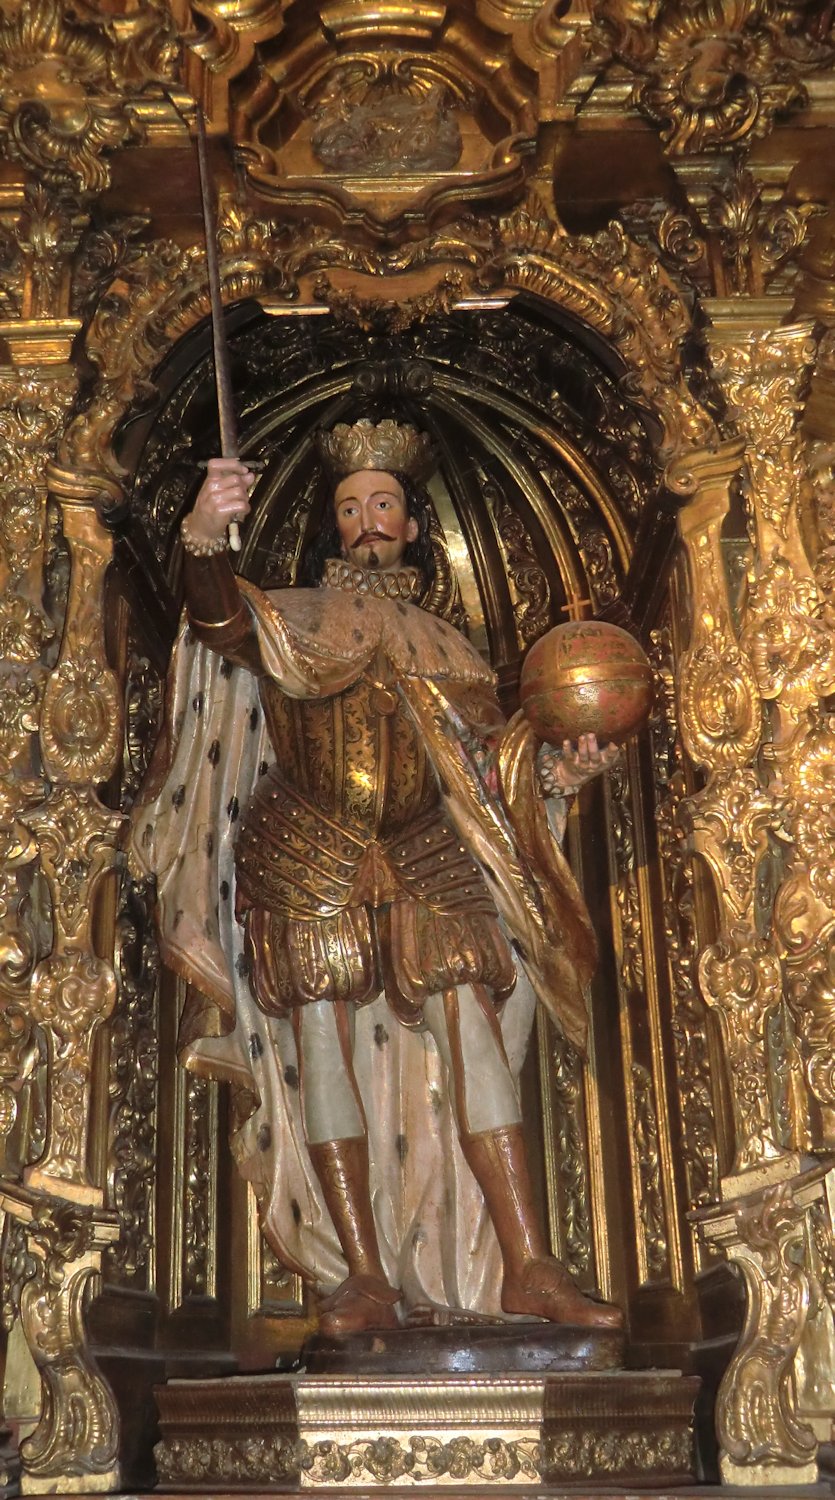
[[260, 659, 437, 836], [235, 658, 493, 922]]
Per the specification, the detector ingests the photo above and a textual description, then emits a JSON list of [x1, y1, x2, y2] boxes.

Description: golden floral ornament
[[24, 782, 123, 1198], [30, 946, 117, 1040], [708, 328, 818, 548], [0, 675, 41, 776], [29, 950, 118, 1187], [777, 713, 835, 912], [26, 784, 125, 951], [678, 626, 762, 771], [0, 489, 47, 577], [40, 656, 121, 783], [707, 159, 825, 296]]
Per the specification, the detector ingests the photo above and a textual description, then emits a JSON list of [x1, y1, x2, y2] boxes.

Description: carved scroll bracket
[[696, 1166, 834, 1487], [0, 1182, 120, 1494]]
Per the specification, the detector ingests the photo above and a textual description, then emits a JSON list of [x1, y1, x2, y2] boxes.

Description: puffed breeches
[[243, 897, 517, 1027]]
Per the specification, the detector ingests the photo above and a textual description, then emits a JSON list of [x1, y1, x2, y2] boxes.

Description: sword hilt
[[196, 458, 265, 553]]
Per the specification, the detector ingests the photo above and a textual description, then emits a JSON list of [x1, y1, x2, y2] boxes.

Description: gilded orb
[[519, 621, 654, 746]]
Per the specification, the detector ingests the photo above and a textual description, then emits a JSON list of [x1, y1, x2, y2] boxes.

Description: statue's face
[[334, 469, 418, 572]]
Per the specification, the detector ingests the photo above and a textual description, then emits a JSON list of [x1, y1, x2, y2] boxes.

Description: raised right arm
[[182, 457, 262, 674]]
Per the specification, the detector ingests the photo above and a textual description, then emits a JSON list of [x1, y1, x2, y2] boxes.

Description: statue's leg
[[294, 999, 400, 1334], [424, 985, 623, 1329]]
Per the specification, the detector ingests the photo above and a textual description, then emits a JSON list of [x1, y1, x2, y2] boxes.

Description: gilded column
[[0, 176, 127, 1500], [687, 319, 835, 1486]]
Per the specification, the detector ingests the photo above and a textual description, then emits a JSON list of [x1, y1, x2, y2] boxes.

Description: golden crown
[[318, 418, 436, 483]]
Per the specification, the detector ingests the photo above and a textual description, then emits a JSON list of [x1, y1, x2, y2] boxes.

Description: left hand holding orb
[[520, 620, 654, 783]]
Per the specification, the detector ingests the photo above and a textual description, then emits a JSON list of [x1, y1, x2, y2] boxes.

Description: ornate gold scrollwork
[[40, 504, 121, 785], [679, 628, 762, 771], [674, 439, 761, 773], [742, 553, 835, 730], [0, 1185, 121, 1492], [592, 0, 833, 156], [706, 323, 835, 1145], [56, 196, 716, 517], [710, 323, 818, 559], [700, 1179, 818, 1484], [699, 925, 787, 1177], [649, 625, 721, 1226], [25, 787, 123, 1203], [684, 769, 778, 926], [0, 364, 76, 1191], [680, 318, 835, 1480], [0, 0, 179, 195]]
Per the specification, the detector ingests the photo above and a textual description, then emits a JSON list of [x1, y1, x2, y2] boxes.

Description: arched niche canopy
[[113, 293, 666, 695]]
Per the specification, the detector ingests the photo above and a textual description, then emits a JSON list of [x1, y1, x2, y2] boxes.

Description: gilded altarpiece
[[0, 0, 835, 1492]]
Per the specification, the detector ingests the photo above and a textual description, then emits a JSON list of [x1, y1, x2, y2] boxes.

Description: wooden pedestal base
[[154, 1354, 700, 1491]]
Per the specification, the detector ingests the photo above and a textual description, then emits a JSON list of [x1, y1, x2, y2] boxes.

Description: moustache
[[351, 531, 396, 547]]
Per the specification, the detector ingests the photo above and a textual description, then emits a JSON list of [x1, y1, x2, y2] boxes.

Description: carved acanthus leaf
[[592, 0, 833, 156], [0, 0, 180, 194]]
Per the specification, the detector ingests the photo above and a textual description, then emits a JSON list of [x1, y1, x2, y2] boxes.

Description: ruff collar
[[323, 557, 423, 602]]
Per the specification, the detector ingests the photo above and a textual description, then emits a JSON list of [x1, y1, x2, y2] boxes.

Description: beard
[[350, 531, 396, 570]]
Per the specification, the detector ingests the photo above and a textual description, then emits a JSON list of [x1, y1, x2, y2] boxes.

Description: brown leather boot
[[460, 1125, 623, 1330], [309, 1136, 401, 1336]]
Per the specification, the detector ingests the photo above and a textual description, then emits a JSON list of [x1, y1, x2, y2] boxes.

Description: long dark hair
[[299, 470, 437, 595]]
